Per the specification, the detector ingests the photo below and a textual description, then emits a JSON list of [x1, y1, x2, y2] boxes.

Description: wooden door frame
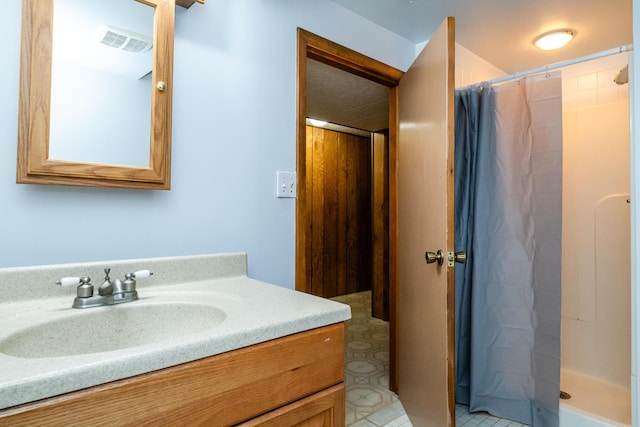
[[295, 28, 404, 391]]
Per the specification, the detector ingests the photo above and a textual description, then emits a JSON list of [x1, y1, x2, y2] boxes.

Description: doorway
[[295, 28, 403, 391], [297, 19, 458, 425]]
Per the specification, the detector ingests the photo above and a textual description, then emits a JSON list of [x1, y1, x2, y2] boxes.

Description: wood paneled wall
[[306, 126, 372, 298], [306, 126, 389, 320], [371, 131, 389, 320]]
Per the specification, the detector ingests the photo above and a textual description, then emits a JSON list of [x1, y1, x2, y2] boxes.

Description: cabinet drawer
[[238, 383, 345, 427]]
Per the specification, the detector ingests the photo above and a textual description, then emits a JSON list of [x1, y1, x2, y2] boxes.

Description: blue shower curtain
[[454, 75, 563, 427]]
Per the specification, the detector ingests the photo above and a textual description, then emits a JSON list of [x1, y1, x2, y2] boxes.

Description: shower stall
[[559, 52, 631, 426], [454, 46, 632, 426]]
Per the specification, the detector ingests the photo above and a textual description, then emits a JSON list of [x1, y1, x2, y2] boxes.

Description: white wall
[[455, 43, 506, 87], [0, 1, 415, 288], [560, 53, 632, 388]]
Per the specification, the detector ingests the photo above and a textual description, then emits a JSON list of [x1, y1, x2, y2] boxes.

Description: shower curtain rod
[[489, 44, 634, 85]]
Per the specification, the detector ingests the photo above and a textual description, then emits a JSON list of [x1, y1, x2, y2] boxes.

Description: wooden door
[[397, 17, 455, 426]]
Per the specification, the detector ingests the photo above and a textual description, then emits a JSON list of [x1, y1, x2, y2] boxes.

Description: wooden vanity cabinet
[[0, 323, 345, 427]]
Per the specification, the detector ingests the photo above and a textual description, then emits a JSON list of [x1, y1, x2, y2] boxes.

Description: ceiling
[[307, 58, 390, 132], [306, 0, 633, 133], [330, 0, 632, 74]]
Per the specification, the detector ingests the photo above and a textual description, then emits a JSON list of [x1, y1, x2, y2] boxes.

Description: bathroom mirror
[[48, 0, 154, 168], [17, 0, 175, 189]]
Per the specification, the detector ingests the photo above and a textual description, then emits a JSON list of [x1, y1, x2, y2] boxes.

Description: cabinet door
[[238, 384, 345, 427]]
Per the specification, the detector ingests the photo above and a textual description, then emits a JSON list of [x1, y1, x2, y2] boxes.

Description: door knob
[[454, 251, 467, 263], [426, 250, 467, 266], [425, 250, 444, 265], [445, 251, 467, 266]]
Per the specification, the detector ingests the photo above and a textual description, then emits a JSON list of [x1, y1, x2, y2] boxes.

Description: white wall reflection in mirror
[[49, 0, 153, 167]]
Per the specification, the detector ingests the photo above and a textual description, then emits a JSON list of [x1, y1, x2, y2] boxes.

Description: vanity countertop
[[0, 253, 351, 410]]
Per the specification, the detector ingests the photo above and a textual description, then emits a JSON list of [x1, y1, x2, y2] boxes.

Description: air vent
[[96, 25, 152, 53]]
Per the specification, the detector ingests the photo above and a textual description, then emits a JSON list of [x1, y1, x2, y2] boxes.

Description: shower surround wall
[[561, 53, 631, 422]]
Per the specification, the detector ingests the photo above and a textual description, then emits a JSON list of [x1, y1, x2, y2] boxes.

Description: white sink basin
[[0, 302, 227, 358]]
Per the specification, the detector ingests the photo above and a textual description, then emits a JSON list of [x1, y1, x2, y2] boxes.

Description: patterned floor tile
[[334, 291, 531, 427]]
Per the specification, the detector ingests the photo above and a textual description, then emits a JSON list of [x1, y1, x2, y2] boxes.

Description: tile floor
[[331, 291, 530, 427]]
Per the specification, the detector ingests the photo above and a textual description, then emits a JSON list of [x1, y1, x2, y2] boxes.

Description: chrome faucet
[[56, 268, 153, 309]]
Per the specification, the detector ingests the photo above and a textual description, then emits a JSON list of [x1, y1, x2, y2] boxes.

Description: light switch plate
[[276, 171, 296, 198]]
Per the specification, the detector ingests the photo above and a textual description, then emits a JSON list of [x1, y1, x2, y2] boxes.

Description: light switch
[[276, 171, 296, 198]]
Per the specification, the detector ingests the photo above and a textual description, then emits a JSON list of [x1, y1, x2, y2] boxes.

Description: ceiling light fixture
[[532, 29, 576, 51]]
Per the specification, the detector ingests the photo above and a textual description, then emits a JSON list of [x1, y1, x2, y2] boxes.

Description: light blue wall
[[0, 0, 415, 289]]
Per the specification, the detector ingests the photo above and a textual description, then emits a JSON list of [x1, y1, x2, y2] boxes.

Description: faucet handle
[[56, 276, 93, 298], [56, 277, 81, 287], [133, 270, 153, 279], [120, 270, 153, 293]]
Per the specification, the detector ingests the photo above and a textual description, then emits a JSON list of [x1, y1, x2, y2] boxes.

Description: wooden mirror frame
[[17, 0, 174, 190]]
